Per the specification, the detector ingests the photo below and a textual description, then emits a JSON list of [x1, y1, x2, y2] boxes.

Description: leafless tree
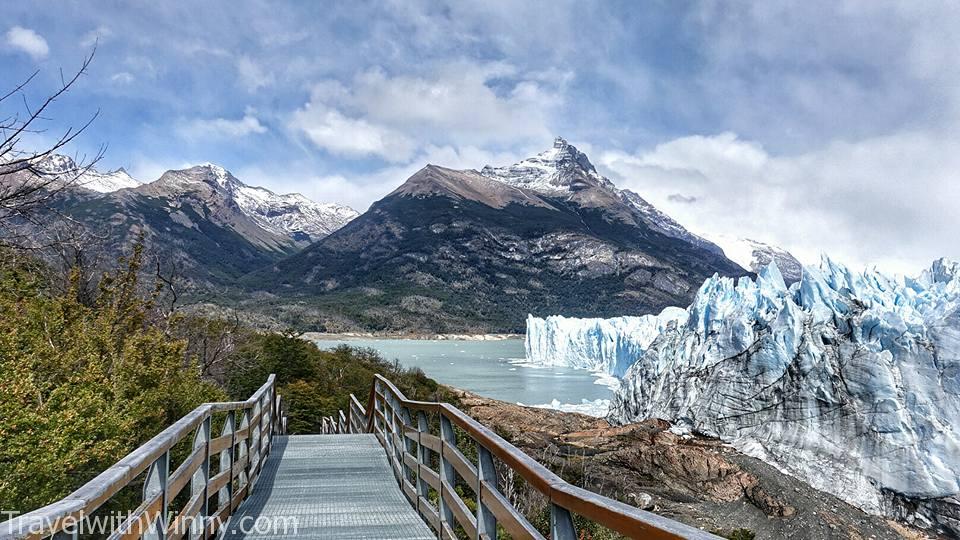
[[0, 47, 104, 245]]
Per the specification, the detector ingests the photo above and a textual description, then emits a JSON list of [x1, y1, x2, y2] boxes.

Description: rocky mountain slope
[[527, 258, 960, 537], [706, 234, 803, 284], [11, 156, 357, 286], [456, 389, 917, 540], [244, 138, 748, 333]]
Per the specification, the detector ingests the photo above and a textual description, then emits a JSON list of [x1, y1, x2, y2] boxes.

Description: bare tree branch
[[0, 47, 103, 248]]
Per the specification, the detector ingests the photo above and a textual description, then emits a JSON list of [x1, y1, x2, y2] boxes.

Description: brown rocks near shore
[[452, 388, 932, 539]]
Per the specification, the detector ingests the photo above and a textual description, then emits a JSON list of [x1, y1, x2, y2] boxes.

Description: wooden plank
[[417, 497, 441, 531], [418, 463, 440, 490], [479, 480, 545, 540], [420, 432, 441, 453], [440, 478, 478, 538], [167, 492, 203, 540], [106, 493, 162, 540], [207, 468, 231, 496], [442, 439, 478, 485], [167, 445, 205, 501], [551, 483, 707, 540], [209, 433, 232, 455]]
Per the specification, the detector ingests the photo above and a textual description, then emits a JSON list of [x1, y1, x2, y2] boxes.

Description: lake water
[[312, 338, 614, 416]]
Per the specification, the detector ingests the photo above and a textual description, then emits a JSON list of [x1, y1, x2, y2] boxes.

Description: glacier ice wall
[[525, 258, 960, 529], [524, 308, 687, 377]]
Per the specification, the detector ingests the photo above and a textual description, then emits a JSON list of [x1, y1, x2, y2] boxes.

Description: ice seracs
[[526, 258, 960, 534], [525, 309, 687, 377]]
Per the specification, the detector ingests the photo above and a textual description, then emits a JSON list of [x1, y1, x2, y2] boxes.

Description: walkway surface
[[223, 434, 435, 539]]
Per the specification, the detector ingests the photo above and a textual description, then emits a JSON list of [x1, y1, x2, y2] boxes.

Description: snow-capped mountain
[[146, 163, 358, 244], [253, 138, 748, 332], [706, 234, 803, 283], [482, 137, 724, 255], [526, 258, 960, 535], [11, 159, 358, 286], [35, 154, 140, 193]]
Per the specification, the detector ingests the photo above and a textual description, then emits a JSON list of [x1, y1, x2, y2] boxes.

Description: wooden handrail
[[0, 375, 286, 540], [327, 374, 720, 540]]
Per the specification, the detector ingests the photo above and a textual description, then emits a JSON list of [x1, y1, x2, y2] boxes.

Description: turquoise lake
[[312, 338, 613, 415]]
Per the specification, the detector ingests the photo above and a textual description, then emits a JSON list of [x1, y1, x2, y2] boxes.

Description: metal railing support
[[143, 450, 169, 540], [190, 417, 211, 540], [438, 414, 456, 535], [476, 445, 497, 538], [219, 412, 235, 515]]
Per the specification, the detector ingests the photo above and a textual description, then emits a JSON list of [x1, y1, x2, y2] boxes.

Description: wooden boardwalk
[[223, 435, 434, 540], [0, 374, 719, 540]]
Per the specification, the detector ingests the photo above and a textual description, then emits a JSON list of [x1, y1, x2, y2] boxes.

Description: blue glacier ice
[[525, 258, 960, 533]]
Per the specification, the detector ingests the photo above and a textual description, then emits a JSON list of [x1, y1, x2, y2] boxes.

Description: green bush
[[0, 246, 223, 511], [226, 337, 452, 434]]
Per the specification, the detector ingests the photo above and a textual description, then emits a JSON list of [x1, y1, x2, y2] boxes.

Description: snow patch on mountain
[[525, 258, 960, 533], [151, 164, 358, 242], [481, 137, 724, 255], [707, 234, 803, 283], [35, 154, 140, 193]]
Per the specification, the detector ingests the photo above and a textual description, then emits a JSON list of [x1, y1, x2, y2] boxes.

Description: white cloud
[[599, 131, 960, 275], [179, 110, 268, 139], [80, 25, 111, 48], [6, 26, 49, 60], [110, 72, 135, 84], [236, 56, 273, 92], [289, 62, 560, 161], [288, 103, 416, 162]]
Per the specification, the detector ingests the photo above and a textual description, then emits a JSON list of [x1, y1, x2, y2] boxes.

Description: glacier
[[525, 258, 960, 534]]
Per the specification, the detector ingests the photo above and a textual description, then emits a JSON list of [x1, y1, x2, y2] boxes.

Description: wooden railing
[[320, 374, 718, 540], [0, 375, 285, 540]]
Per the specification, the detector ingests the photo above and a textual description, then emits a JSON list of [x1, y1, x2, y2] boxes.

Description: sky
[[1, 1, 958, 275]]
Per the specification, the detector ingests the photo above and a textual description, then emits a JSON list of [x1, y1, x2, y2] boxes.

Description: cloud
[[6, 26, 49, 60], [80, 25, 111, 48], [599, 131, 960, 274], [110, 72, 135, 84], [236, 56, 273, 92], [667, 194, 697, 204], [179, 110, 268, 139], [289, 62, 559, 161], [288, 103, 416, 162]]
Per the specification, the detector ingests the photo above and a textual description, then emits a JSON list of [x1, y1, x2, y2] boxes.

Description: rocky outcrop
[[454, 389, 924, 539]]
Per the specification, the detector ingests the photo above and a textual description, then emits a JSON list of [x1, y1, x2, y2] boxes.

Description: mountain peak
[[480, 137, 603, 193]]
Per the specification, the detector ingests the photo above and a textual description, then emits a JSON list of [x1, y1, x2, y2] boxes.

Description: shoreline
[[303, 332, 524, 341]]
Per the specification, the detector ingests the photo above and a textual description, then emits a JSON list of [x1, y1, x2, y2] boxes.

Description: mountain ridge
[[241, 138, 749, 332]]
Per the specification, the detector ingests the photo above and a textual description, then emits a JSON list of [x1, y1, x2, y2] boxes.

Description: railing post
[[347, 402, 354, 434], [476, 445, 497, 538], [415, 411, 432, 509], [551, 504, 577, 540], [142, 450, 169, 540], [259, 392, 269, 459], [439, 413, 456, 534], [249, 399, 262, 487], [399, 405, 415, 488], [190, 416, 211, 539], [237, 408, 251, 498], [219, 411, 235, 519]]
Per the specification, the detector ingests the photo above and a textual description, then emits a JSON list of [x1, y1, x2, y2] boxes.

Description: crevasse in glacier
[[525, 258, 960, 528]]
